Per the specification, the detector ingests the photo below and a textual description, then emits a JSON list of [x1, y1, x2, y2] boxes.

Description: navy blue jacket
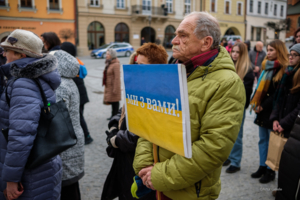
[[0, 54, 62, 200]]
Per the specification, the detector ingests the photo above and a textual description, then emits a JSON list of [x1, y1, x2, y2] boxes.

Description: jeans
[[258, 126, 271, 169], [228, 110, 246, 168], [110, 102, 119, 118], [80, 104, 90, 138]]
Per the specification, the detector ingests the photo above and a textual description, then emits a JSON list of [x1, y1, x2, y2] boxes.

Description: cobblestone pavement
[[78, 53, 278, 200]]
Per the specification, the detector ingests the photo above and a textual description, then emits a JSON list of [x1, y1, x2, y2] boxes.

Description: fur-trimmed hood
[[51, 50, 79, 79], [9, 53, 61, 90]]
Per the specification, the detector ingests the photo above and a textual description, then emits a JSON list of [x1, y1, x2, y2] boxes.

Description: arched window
[[164, 25, 175, 48], [115, 23, 129, 43], [87, 21, 105, 50]]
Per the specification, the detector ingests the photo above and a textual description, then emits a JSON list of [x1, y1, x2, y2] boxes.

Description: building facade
[[286, 0, 300, 38], [77, 0, 247, 56], [0, 0, 76, 44], [246, 0, 287, 47]]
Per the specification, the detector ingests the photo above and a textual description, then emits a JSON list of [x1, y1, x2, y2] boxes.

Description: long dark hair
[[41, 32, 61, 51]]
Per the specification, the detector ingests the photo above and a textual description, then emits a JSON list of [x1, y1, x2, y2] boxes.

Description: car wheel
[[125, 51, 131, 57], [102, 53, 106, 59]]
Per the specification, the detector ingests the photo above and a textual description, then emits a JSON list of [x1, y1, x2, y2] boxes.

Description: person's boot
[[251, 166, 267, 178], [223, 159, 231, 166], [259, 169, 275, 183], [85, 135, 94, 145], [226, 165, 240, 173]]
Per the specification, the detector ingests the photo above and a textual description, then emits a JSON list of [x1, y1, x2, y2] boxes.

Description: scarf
[[102, 58, 114, 86], [273, 66, 298, 112], [179, 48, 219, 75], [250, 59, 280, 111]]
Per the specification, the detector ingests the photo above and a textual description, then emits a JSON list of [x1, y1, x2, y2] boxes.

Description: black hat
[[61, 42, 76, 57]]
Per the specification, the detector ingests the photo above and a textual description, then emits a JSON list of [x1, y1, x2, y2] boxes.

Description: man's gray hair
[[185, 12, 221, 49], [107, 48, 117, 59]]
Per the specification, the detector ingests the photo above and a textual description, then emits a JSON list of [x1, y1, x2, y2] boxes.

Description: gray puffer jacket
[[51, 50, 85, 186]]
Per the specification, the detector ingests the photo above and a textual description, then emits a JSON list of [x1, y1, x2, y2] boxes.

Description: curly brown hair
[[136, 43, 168, 64]]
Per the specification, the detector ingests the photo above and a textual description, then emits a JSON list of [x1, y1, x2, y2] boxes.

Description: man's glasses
[[288, 54, 300, 59]]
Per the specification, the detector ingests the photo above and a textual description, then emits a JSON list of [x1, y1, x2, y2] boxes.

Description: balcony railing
[[132, 5, 168, 16]]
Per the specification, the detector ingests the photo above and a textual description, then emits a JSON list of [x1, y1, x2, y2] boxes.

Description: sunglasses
[[288, 54, 300, 59], [7, 37, 18, 45]]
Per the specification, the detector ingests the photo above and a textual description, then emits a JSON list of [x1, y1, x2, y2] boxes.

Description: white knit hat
[[0, 29, 43, 58]]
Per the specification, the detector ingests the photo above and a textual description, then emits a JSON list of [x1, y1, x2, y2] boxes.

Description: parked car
[[90, 42, 134, 58], [285, 36, 294, 42], [222, 35, 243, 43]]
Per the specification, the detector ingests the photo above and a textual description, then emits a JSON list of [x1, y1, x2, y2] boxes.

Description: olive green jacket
[[133, 46, 246, 200]]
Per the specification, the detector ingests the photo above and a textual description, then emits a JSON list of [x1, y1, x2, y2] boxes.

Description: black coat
[[101, 108, 156, 200], [275, 112, 300, 200], [73, 77, 89, 105], [254, 70, 279, 129], [270, 73, 300, 137], [244, 68, 254, 109]]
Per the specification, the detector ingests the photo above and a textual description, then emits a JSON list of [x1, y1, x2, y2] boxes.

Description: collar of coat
[[9, 53, 57, 79], [187, 46, 236, 82]]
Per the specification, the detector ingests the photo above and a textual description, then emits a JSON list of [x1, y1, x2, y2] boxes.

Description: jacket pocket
[[195, 180, 202, 198]]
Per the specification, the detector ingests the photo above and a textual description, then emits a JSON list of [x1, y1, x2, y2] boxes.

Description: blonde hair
[[230, 42, 252, 80], [267, 40, 289, 82]]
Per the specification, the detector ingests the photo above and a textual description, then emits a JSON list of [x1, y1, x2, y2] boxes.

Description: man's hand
[[254, 66, 260, 73], [139, 166, 155, 190], [273, 120, 280, 131], [6, 182, 23, 200], [255, 106, 263, 113], [105, 129, 118, 147], [278, 125, 284, 133]]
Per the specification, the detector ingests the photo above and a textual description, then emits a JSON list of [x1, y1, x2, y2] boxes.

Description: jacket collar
[[10, 53, 57, 79]]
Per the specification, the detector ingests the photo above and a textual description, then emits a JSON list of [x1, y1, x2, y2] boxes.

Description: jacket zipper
[[195, 180, 201, 198], [296, 178, 300, 200]]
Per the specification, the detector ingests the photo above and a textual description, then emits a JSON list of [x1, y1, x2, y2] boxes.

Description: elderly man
[[133, 12, 245, 200], [249, 41, 266, 80]]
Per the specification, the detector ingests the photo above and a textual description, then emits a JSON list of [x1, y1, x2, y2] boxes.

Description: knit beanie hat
[[290, 43, 300, 55], [61, 42, 77, 57], [0, 29, 43, 58]]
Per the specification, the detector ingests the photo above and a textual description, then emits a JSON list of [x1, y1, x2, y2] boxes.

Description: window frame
[[280, 5, 284, 17], [184, 0, 191, 14], [210, 0, 217, 13], [48, 0, 60, 10], [257, 1, 261, 14], [265, 2, 268, 15], [249, 0, 253, 13], [224, 0, 231, 15], [166, 0, 173, 13], [90, 0, 100, 7], [116, 0, 125, 9], [236, 1, 243, 15]]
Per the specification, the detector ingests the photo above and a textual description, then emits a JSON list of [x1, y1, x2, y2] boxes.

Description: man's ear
[[200, 36, 214, 52]]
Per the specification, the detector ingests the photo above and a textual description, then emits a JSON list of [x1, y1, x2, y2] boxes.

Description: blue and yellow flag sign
[[123, 64, 192, 158]]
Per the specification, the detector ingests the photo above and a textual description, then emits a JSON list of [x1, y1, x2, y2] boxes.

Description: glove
[[106, 128, 118, 147]]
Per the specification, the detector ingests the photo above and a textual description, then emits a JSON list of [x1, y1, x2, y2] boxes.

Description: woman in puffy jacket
[[0, 30, 62, 200], [41, 32, 85, 200]]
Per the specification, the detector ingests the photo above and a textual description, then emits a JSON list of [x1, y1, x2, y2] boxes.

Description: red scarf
[[178, 48, 219, 74]]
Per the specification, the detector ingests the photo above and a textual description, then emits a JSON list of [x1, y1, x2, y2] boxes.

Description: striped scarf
[[250, 59, 280, 112], [273, 66, 297, 112]]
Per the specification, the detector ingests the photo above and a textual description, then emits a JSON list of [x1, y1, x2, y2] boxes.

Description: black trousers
[[61, 181, 81, 200], [110, 102, 119, 118], [80, 104, 90, 138]]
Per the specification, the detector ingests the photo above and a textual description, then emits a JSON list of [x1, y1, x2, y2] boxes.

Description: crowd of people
[[0, 11, 299, 200]]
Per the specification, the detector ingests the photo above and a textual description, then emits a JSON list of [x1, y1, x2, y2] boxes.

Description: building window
[[116, 0, 125, 8], [87, 21, 105, 50], [0, 0, 5, 6], [256, 28, 261, 41], [225, 1, 230, 14], [49, 0, 59, 10], [115, 23, 129, 43], [211, 0, 216, 12], [265, 2, 268, 14], [249, 0, 253, 13], [21, 0, 32, 7], [237, 2, 242, 15], [257, 1, 261, 14], [184, 0, 191, 14], [274, 4, 277, 16], [164, 25, 176, 48], [251, 26, 254, 41], [280, 5, 284, 17], [166, 0, 173, 13], [90, 0, 99, 6]]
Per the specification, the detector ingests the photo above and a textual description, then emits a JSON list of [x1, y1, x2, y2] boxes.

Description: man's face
[[289, 50, 300, 66], [4, 49, 23, 63], [255, 42, 263, 52], [171, 16, 203, 62]]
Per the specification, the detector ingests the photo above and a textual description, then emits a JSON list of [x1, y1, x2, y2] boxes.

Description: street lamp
[[148, 15, 152, 43]]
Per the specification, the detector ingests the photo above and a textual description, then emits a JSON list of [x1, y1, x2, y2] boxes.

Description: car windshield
[[98, 44, 110, 49]]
